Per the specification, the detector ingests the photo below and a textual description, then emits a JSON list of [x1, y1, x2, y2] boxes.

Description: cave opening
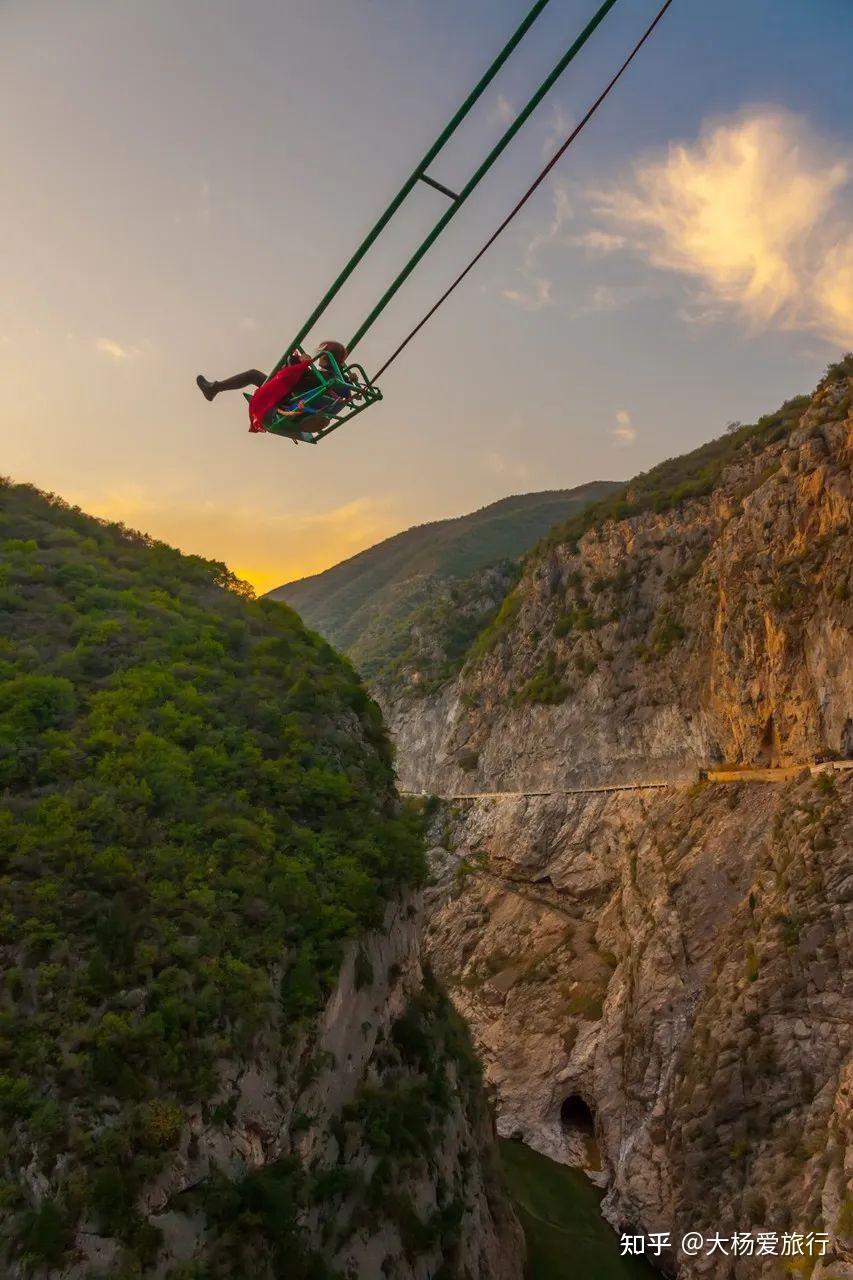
[[560, 1094, 595, 1135], [759, 713, 777, 765]]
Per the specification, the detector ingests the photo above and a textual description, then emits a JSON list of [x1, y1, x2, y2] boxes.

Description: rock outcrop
[[64, 898, 523, 1280]]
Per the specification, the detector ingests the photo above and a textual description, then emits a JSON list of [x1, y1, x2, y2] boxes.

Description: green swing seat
[[245, 347, 382, 443]]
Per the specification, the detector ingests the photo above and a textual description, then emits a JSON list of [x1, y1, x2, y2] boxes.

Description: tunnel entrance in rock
[[558, 1093, 601, 1173], [560, 1094, 595, 1134]]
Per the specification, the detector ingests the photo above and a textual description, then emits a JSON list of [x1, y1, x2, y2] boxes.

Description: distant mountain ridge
[[269, 483, 621, 679]]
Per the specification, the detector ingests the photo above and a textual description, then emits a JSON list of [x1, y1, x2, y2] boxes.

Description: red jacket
[[248, 359, 313, 433]]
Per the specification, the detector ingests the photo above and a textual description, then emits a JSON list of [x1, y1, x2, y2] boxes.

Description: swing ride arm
[[254, 0, 679, 449], [345, 0, 621, 356], [271, 0, 555, 376]]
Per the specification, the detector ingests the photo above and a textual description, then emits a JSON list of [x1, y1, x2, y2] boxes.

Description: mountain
[[0, 481, 521, 1279], [386, 357, 853, 1277], [269, 483, 620, 683]]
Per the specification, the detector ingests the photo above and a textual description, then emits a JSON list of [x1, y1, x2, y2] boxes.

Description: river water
[[499, 1140, 662, 1280]]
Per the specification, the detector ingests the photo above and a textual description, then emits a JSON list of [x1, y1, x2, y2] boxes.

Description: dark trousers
[[210, 369, 267, 397]]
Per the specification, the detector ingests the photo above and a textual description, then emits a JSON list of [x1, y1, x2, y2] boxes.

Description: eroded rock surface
[[388, 371, 853, 1279], [424, 775, 853, 1279], [61, 899, 523, 1280], [388, 377, 852, 794]]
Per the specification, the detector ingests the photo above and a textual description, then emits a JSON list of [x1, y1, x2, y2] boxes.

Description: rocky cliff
[[387, 369, 852, 794], [423, 773, 852, 1279], [386, 364, 853, 1278], [102, 896, 523, 1280]]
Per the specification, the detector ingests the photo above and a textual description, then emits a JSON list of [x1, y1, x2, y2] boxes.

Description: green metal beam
[[271, 0, 554, 375], [346, 0, 621, 356]]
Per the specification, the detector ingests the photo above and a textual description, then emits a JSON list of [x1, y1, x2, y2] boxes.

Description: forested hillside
[[0, 482, 520, 1278], [270, 483, 619, 680]]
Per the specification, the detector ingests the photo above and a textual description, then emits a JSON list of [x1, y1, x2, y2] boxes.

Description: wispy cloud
[[493, 94, 516, 126], [588, 285, 623, 312], [524, 182, 573, 260], [484, 452, 531, 483], [541, 102, 574, 160], [502, 181, 573, 311], [569, 229, 627, 254], [610, 409, 636, 446], [588, 107, 853, 346], [501, 276, 552, 311], [95, 337, 143, 361], [574, 281, 659, 316]]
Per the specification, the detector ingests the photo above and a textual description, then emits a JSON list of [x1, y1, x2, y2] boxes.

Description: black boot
[[196, 374, 217, 402]]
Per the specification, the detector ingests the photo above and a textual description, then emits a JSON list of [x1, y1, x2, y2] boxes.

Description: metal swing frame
[[263, 0, 621, 442]]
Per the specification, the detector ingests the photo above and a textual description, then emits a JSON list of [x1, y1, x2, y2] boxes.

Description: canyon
[[6, 363, 848, 1278]]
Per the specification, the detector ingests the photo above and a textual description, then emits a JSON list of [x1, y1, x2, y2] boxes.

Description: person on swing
[[196, 340, 349, 439]]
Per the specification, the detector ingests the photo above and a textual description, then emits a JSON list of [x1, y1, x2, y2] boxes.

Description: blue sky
[[2, 0, 851, 588]]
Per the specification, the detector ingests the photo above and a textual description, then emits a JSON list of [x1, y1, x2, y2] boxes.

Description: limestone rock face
[[50, 899, 524, 1280], [424, 775, 853, 1279], [388, 376, 852, 794], [387, 371, 853, 1279]]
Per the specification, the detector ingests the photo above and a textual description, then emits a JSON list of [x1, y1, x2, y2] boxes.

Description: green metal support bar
[[419, 173, 461, 201], [271, 0, 554, 376], [346, 0, 620, 356]]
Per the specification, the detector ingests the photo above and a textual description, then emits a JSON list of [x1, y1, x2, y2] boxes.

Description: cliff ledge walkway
[[401, 761, 853, 801]]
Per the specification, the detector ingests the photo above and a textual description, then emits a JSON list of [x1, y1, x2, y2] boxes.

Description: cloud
[[502, 276, 552, 311], [493, 94, 516, 125], [569, 229, 627, 254], [502, 182, 573, 311], [610, 409, 636, 446], [525, 182, 573, 261], [75, 487, 398, 594], [588, 107, 853, 346], [484, 452, 531, 483], [576, 281, 661, 316], [588, 285, 623, 312], [815, 236, 853, 344], [95, 337, 143, 361], [542, 103, 574, 159]]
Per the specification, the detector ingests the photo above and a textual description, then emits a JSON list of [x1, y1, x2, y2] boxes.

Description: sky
[[2, 0, 851, 592]]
